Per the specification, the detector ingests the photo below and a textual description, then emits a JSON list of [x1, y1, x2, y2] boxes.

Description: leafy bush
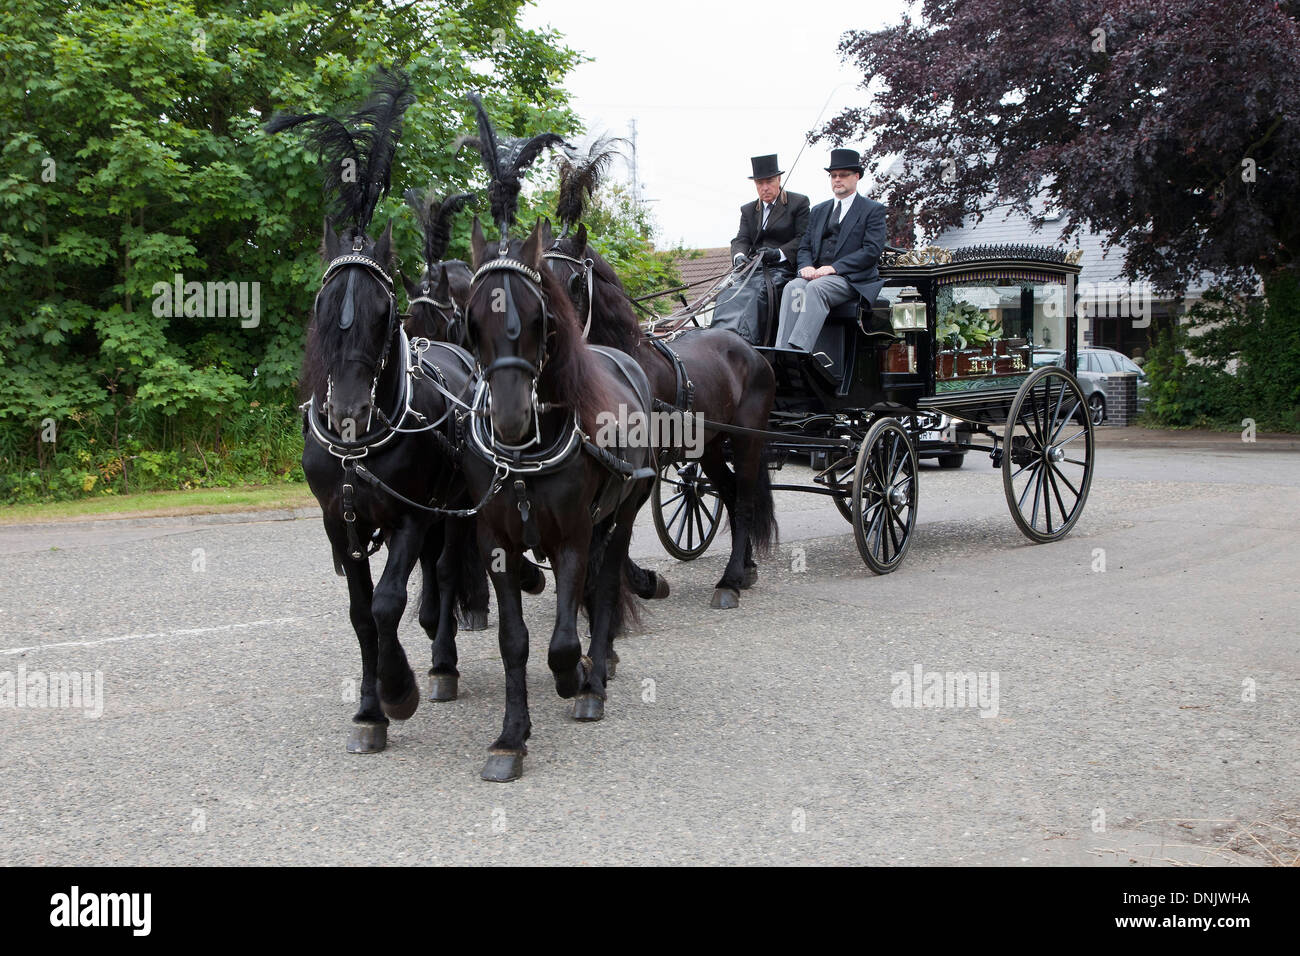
[[1143, 274, 1300, 432]]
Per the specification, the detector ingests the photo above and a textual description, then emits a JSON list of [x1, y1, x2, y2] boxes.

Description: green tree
[[0, 0, 581, 500]]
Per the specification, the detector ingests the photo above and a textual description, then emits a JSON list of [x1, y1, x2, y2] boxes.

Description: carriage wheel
[[1002, 366, 1095, 543], [850, 418, 918, 574], [653, 457, 723, 561], [822, 457, 856, 523]]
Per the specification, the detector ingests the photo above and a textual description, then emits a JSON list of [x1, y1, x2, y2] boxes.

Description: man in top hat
[[709, 154, 809, 344], [775, 148, 887, 353]]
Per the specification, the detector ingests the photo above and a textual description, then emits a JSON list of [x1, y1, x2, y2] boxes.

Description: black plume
[[464, 93, 567, 238], [267, 67, 416, 231], [556, 134, 626, 231], [403, 190, 475, 267]]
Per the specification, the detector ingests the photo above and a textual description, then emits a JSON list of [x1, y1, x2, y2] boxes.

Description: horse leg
[[482, 545, 531, 782], [323, 517, 388, 753], [576, 508, 638, 721], [624, 556, 670, 600], [424, 518, 461, 702], [547, 541, 589, 700], [370, 517, 426, 722], [699, 444, 748, 608]]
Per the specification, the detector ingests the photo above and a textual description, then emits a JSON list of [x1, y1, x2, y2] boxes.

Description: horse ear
[[575, 222, 588, 251], [434, 264, 452, 302], [321, 217, 340, 261], [400, 271, 418, 300], [470, 217, 486, 268], [539, 218, 553, 246], [521, 218, 545, 271], [373, 220, 394, 264]]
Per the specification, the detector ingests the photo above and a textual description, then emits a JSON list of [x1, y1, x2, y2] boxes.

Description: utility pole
[[628, 118, 640, 206]]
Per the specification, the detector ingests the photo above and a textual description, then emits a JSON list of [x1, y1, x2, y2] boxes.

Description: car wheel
[[1088, 393, 1105, 425]]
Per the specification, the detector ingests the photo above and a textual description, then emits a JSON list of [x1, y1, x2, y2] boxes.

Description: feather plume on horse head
[[458, 93, 567, 240], [403, 190, 475, 268], [266, 67, 416, 232], [556, 135, 626, 235]]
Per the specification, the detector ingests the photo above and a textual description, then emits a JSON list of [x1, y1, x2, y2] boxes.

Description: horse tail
[[749, 446, 778, 557]]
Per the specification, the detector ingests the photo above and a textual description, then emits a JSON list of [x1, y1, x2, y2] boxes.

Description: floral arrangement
[[937, 301, 1002, 349]]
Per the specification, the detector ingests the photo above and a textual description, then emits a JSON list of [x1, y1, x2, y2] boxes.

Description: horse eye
[[567, 273, 581, 297]]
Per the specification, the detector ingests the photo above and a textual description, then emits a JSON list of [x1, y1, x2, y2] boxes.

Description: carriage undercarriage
[[651, 244, 1096, 574]]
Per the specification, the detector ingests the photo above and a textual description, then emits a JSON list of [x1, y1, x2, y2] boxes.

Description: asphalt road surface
[[2, 432, 1297, 865]]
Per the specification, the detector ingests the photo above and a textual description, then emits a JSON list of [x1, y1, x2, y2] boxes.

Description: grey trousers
[[775, 275, 856, 351]]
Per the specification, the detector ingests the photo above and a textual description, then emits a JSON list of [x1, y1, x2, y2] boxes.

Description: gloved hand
[[761, 246, 783, 264], [733, 252, 749, 267]]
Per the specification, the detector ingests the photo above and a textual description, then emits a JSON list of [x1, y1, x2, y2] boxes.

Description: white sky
[[521, 0, 911, 249]]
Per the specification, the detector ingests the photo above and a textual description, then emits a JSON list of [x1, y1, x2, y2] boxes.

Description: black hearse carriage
[[651, 243, 1095, 573]]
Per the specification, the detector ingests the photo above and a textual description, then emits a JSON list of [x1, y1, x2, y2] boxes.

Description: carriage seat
[[804, 296, 894, 394]]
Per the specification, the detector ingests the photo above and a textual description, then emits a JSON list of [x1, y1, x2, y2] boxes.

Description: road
[[2, 432, 1297, 865]]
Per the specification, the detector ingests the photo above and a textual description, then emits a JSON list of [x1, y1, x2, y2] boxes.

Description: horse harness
[[463, 255, 656, 549], [541, 245, 595, 339]]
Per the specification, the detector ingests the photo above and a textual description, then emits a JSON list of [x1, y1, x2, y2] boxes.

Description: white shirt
[[834, 194, 857, 223]]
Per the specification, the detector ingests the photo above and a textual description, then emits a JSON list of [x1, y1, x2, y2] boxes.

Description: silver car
[[1055, 348, 1149, 424]]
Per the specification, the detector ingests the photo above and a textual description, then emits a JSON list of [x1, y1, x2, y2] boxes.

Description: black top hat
[[748, 154, 783, 180], [824, 148, 864, 175]]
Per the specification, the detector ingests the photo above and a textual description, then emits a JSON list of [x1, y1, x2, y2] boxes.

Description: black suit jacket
[[797, 194, 887, 301], [730, 191, 810, 265]]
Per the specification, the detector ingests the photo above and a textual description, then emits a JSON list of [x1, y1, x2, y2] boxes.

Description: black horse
[[460, 217, 658, 782], [543, 220, 779, 608], [401, 190, 475, 346], [300, 219, 482, 751]]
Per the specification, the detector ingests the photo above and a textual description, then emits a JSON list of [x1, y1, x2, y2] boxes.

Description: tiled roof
[[671, 247, 733, 292]]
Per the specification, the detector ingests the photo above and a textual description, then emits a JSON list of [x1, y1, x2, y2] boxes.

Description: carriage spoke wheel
[[822, 456, 857, 524], [652, 457, 724, 561], [851, 418, 918, 574], [1002, 366, 1095, 543]]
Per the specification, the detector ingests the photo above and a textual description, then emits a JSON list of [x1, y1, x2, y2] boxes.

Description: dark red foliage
[[822, 0, 1300, 292]]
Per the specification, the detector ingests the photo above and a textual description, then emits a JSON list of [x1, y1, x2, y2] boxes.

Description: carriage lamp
[[892, 287, 925, 331]]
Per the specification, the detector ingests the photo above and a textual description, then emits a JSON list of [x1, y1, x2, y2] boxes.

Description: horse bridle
[[313, 240, 400, 436], [407, 267, 464, 343], [541, 245, 594, 339], [465, 254, 557, 452]]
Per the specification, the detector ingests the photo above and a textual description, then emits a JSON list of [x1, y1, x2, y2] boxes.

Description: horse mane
[[583, 246, 645, 354], [267, 67, 414, 231], [538, 260, 612, 436]]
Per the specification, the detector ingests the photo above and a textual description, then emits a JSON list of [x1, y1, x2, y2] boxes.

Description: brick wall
[[1104, 372, 1138, 426]]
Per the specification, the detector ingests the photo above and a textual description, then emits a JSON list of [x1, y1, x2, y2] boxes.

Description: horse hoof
[[380, 681, 420, 721], [346, 722, 388, 754], [573, 693, 605, 722], [710, 587, 740, 609], [426, 672, 458, 702], [553, 664, 581, 700], [461, 608, 489, 631], [653, 574, 671, 599], [522, 564, 547, 595], [606, 652, 619, 681], [741, 566, 758, 589], [481, 751, 524, 782]]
